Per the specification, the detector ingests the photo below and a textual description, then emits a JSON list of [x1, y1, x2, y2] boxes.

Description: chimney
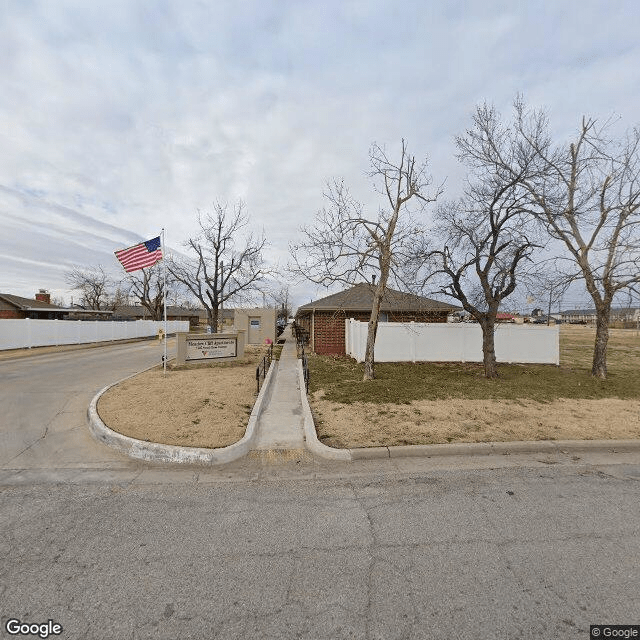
[[35, 289, 50, 304], [371, 274, 376, 285]]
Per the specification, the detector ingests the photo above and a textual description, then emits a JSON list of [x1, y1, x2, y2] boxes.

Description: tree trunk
[[480, 318, 498, 379], [208, 307, 219, 333], [592, 304, 610, 379], [363, 283, 385, 381]]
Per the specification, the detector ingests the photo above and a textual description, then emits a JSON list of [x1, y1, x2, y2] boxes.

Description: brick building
[[295, 283, 459, 355], [0, 293, 69, 319]]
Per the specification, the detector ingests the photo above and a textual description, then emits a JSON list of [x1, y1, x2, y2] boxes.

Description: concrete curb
[[296, 370, 640, 460], [88, 359, 278, 465], [350, 439, 640, 459], [297, 360, 352, 461]]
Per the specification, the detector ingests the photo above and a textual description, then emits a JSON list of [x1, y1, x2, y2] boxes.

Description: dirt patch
[[98, 346, 270, 448], [312, 396, 640, 448], [309, 326, 640, 447]]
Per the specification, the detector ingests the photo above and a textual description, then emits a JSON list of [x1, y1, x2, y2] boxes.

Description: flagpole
[[162, 227, 167, 375]]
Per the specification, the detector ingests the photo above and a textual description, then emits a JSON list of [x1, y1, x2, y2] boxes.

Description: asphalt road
[[1, 343, 639, 639], [0, 339, 170, 470]]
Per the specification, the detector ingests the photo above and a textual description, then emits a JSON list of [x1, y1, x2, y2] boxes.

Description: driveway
[[0, 339, 171, 471]]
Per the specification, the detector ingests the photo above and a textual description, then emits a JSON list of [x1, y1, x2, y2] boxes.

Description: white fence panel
[[0, 319, 189, 350], [345, 319, 559, 365]]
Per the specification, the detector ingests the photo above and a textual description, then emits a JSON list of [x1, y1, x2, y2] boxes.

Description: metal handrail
[[255, 343, 274, 394]]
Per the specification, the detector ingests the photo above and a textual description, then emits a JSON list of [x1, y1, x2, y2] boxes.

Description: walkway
[[252, 325, 306, 451]]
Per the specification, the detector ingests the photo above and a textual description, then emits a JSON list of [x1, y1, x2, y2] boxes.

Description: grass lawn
[[308, 325, 640, 447]]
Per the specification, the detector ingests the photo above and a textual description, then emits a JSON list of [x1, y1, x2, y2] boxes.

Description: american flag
[[114, 236, 163, 272]]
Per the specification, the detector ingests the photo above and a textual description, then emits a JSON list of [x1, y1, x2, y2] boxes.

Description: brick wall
[[0, 310, 23, 319], [313, 311, 370, 355], [312, 309, 450, 355]]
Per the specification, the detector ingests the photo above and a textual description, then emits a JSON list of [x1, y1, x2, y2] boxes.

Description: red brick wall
[[312, 309, 450, 355], [0, 310, 23, 319], [313, 311, 369, 355]]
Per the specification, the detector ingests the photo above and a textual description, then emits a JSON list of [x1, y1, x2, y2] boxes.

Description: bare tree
[[125, 263, 173, 321], [269, 284, 291, 327], [415, 172, 540, 378], [290, 140, 442, 380], [526, 267, 574, 325], [458, 100, 640, 378], [65, 265, 116, 310], [168, 202, 269, 332]]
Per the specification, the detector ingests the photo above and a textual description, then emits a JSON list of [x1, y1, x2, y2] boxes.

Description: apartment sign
[[186, 336, 237, 361]]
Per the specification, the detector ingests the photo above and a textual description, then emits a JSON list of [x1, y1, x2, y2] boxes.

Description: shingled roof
[[296, 283, 460, 314], [0, 293, 67, 311]]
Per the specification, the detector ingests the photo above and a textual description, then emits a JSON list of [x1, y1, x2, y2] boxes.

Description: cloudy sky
[[1, 0, 639, 310]]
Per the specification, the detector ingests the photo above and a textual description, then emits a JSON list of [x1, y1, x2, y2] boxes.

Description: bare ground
[[310, 326, 640, 448], [96, 326, 640, 449], [311, 395, 640, 448], [97, 348, 265, 449]]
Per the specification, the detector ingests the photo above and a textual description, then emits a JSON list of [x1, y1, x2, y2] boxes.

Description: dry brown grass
[[309, 325, 640, 447], [97, 344, 272, 448]]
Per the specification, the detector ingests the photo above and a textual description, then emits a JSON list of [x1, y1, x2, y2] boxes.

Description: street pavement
[[0, 339, 170, 470], [1, 342, 639, 639]]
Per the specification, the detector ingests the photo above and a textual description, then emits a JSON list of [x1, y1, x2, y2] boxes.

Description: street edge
[[88, 359, 277, 465], [296, 359, 640, 460], [365, 439, 640, 459]]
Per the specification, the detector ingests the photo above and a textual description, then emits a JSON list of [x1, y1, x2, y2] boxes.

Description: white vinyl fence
[[0, 319, 189, 351], [345, 319, 559, 365]]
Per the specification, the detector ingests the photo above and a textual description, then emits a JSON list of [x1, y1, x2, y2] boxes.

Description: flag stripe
[[114, 237, 163, 273]]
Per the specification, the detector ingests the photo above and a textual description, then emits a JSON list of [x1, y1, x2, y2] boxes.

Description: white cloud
[[1, 0, 639, 308]]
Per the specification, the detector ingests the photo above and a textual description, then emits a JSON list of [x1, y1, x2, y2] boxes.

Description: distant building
[[559, 307, 640, 324], [112, 305, 206, 327], [0, 292, 71, 320]]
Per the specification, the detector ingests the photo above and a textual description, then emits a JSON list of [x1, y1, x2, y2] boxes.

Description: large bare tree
[[65, 265, 119, 310], [458, 100, 640, 378], [290, 140, 442, 380], [415, 173, 540, 378], [125, 263, 174, 321], [168, 202, 269, 332]]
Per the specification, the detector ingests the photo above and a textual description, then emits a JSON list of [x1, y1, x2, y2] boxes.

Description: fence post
[[411, 321, 416, 363], [345, 318, 350, 356]]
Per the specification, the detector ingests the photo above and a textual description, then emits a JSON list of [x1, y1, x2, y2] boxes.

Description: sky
[[1, 0, 639, 312]]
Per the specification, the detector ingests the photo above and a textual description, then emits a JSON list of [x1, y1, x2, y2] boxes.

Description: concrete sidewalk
[[252, 327, 306, 451]]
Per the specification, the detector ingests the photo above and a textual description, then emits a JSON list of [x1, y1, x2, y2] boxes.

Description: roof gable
[[296, 283, 460, 313], [0, 293, 64, 311]]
